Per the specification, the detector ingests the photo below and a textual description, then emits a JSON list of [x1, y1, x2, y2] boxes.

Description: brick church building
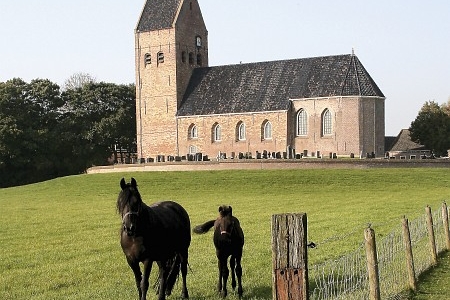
[[135, 0, 385, 161]]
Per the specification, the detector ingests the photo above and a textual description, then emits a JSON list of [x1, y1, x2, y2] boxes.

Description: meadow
[[1, 168, 450, 299]]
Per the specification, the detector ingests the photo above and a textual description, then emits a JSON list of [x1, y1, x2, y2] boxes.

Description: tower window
[[144, 53, 151, 66], [189, 52, 194, 64], [181, 51, 186, 63], [197, 53, 202, 66], [157, 52, 164, 64]]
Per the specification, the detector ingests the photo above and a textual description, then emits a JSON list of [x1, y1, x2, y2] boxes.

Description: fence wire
[[308, 204, 449, 300], [309, 243, 369, 300]]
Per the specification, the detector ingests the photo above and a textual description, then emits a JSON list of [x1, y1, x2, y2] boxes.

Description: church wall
[[291, 97, 362, 157], [177, 112, 288, 159], [359, 97, 385, 157]]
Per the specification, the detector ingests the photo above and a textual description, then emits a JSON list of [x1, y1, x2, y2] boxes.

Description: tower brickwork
[[135, 0, 208, 159]]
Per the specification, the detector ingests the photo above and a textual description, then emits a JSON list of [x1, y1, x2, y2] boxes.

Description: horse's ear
[[229, 206, 232, 215], [218, 206, 223, 213], [120, 178, 126, 190], [131, 178, 137, 188]]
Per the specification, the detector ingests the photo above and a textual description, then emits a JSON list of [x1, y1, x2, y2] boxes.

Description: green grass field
[[1, 168, 450, 299]]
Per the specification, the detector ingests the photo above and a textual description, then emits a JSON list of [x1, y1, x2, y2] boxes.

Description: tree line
[[0, 77, 136, 188]]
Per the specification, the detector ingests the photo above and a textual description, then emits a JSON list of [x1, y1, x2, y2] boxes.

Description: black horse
[[193, 205, 244, 298], [117, 178, 191, 300]]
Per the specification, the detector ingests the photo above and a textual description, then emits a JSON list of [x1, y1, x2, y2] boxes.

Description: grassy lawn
[[410, 250, 450, 299], [1, 168, 450, 299]]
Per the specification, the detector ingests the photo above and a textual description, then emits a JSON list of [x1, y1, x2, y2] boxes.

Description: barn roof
[[388, 129, 426, 152], [177, 54, 384, 116], [136, 0, 181, 31]]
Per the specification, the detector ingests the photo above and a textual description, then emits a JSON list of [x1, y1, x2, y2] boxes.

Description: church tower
[[135, 0, 208, 160]]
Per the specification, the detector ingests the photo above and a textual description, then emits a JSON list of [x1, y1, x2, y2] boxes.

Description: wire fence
[[308, 203, 450, 299]]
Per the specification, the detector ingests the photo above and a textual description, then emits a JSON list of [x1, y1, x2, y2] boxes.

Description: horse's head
[[117, 177, 142, 236], [217, 205, 234, 237]]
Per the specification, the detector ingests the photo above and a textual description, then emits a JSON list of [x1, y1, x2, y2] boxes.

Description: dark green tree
[[409, 101, 450, 157], [60, 82, 136, 169], [0, 78, 135, 187], [0, 78, 64, 186]]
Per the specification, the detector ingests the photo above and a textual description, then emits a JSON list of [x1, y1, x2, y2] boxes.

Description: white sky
[[1, 0, 449, 136]]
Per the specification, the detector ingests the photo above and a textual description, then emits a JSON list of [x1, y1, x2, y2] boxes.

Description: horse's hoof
[[220, 290, 228, 298]]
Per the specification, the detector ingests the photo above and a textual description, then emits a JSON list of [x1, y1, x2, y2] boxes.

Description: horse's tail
[[193, 220, 215, 234], [165, 254, 181, 296]]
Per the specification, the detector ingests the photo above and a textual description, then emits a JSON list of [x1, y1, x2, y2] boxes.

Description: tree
[[60, 82, 136, 169], [62, 72, 96, 91], [0, 77, 135, 187], [409, 101, 450, 157], [0, 78, 65, 187]]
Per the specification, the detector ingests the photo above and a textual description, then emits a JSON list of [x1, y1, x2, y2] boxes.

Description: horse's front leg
[[217, 257, 229, 298], [141, 260, 152, 300], [128, 260, 143, 299]]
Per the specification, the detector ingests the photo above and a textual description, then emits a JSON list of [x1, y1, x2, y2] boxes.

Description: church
[[135, 0, 385, 162]]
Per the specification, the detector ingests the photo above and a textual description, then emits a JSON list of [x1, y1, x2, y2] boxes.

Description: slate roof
[[388, 129, 426, 152], [177, 54, 384, 116], [136, 0, 181, 31]]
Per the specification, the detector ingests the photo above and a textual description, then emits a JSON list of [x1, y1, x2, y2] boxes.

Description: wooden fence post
[[442, 202, 450, 250], [425, 205, 438, 266], [402, 217, 416, 291], [272, 213, 309, 300], [364, 227, 381, 300]]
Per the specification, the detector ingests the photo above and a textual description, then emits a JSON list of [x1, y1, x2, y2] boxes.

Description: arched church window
[[213, 123, 221, 142], [296, 109, 308, 136], [189, 124, 198, 139], [322, 109, 332, 136], [181, 51, 186, 63], [262, 120, 272, 140], [197, 53, 202, 66], [236, 121, 246, 141], [189, 52, 194, 64]]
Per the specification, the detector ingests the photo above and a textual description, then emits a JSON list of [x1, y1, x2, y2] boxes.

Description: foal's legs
[[235, 253, 243, 298], [217, 256, 229, 298], [230, 256, 237, 290]]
